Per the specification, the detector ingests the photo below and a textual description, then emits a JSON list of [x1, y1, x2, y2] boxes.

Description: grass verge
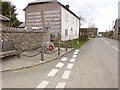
[[53, 38, 90, 49]]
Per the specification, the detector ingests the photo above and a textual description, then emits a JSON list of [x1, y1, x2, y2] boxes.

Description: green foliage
[[53, 38, 90, 49], [0, 1, 21, 27]]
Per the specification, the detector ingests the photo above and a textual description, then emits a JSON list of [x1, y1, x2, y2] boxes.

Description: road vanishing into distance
[[2, 37, 118, 88]]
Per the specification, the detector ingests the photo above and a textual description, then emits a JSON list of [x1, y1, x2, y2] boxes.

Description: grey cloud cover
[[10, 0, 119, 32]]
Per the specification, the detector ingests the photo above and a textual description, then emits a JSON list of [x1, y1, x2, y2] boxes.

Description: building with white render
[[113, 1, 120, 39], [24, 0, 80, 41]]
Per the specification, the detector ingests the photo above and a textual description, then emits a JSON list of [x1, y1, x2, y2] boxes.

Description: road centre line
[[106, 42, 110, 44], [104, 41, 110, 44], [62, 71, 71, 79], [67, 63, 73, 69], [61, 57, 68, 62], [70, 58, 76, 62], [47, 69, 58, 77], [112, 46, 120, 52], [56, 62, 64, 68], [103, 40, 119, 52], [36, 80, 49, 88], [55, 82, 66, 88]]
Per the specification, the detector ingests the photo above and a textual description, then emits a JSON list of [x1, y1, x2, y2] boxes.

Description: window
[[65, 29, 68, 35], [65, 13, 68, 21]]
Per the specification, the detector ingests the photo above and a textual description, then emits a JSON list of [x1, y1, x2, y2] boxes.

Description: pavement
[[2, 47, 74, 72], [2, 37, 118, 88]]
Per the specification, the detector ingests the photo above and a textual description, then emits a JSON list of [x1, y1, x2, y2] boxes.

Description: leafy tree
[[0, 1, 21, 27]]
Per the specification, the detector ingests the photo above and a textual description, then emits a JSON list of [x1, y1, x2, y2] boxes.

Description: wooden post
[[17, 53, 20, 58], [65, 41, 68, 51], [58, 41, 60, 55], [41, 46, 44, 61]]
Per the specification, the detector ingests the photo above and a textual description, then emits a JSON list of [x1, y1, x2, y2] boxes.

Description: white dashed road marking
[[56, 62, 64, 68], [37, 50, 79, 88], [104, 40, 120, 52], [36, 80, 49, 88], [67, 63, 73, 69], [62, 71, 71, 79], [73, 55, 77, 58], [70, 58, 76, 62], [112, 46, 119, 52], [74, 52, 78, 55], [105, 41, 110, 44], [106, 42, 110, 44], [55, 82, 66, 88], [76, 50, 79, 52], [47, 69, 58, 77], [61, 57, 68, 62]]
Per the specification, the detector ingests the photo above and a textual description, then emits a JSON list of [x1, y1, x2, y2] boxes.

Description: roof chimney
[[66, 4, 70, 9]]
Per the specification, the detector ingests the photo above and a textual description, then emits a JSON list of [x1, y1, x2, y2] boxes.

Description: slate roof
[[30, 0, 57, 3], [19, 22, 25, 28], [24, 0, 80, 19], [113, 19, 120, 28], [0, 14, 10, 21]]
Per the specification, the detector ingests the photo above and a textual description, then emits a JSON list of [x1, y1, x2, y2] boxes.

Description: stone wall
[[1, 27, 48, 52]]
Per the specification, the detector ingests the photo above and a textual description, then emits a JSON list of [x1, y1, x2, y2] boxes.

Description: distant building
[[0, 14, 10, 27], [80, 28, 98, 38], [99, 32, 106, 37], [113, 19, 120, 39], [112, 1, 120, 40], [24, 0, 80, 41]]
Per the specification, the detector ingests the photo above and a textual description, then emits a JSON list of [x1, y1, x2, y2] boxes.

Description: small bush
[[53, 37, 90, 49]]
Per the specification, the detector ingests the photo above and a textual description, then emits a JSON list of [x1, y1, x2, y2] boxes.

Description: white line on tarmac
[[55, 82, 66, 88], [112, 46, 120, 52], [61, 57, 68, 62], [67, 63, 73, 69], [73, 55, 77, 58], [104, 41, 110, 44], [62, 71, 71, 79], [76, 50, 79, 52], [74, 52, 78, 55], [47, 69, 58, 77], [36, 80, 49, 88], [70, 58, 76, 62], [106, 42, 110, 44], [56, 62, 64, 68]]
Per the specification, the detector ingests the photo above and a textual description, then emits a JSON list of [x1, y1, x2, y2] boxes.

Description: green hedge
[[53, 37, 90, 48]]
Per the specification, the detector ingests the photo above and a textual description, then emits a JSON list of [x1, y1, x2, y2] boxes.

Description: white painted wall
[[61, 7, 79, 41]]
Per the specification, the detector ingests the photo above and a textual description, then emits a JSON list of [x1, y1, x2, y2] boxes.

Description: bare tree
[[79, 16, 86, 42]]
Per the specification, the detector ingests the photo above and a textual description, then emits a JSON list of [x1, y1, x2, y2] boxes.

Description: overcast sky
[[8, 0, 119, 32]]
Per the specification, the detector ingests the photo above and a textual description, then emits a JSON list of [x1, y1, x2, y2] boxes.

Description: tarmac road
[[2, 37, 118, 88]]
